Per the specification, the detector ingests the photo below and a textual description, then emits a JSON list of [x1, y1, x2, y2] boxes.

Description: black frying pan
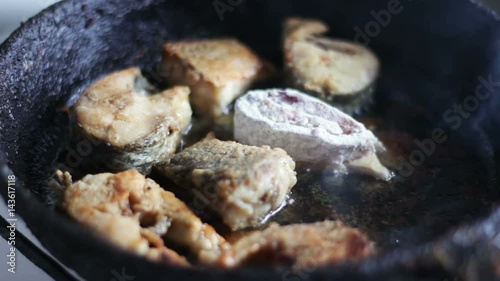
[[1, 0, 500, 280]]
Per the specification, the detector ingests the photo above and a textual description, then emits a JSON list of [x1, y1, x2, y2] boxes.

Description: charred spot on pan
[[84, 18, 95, 28], [95, 8, 106, 16]]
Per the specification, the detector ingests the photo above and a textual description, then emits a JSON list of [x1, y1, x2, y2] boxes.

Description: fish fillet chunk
[[158, 138, 297, 230], [63, 169, 234, 266], [71, 67, 192, 174], [230, 221, 375, 269], [283, 17, 380, 114], [234, 88, 391, 180]]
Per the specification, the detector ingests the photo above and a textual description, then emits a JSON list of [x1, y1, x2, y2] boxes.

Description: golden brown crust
[[73, 67, 191, 147], [230, 221, 375, 269], [64, 169, 233, 266], [160, 139, 297, 231], [163, 39, 265, 86], [70, 67, 192, 173], [161, 39, 273, 117]]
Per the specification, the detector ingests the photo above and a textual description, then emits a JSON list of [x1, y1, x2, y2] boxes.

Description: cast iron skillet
[[1, 0, 500, 280]]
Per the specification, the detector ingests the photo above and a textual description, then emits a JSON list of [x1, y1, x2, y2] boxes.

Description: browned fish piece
[[71, 67, 192, 174], [230, 221, 375, 269], [63, 169, 234, 266], [159, 139, 297, 231], [160, 39, 273, 117]]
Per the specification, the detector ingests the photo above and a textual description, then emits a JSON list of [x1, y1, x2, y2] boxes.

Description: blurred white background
[[0, 0, 60, 42]]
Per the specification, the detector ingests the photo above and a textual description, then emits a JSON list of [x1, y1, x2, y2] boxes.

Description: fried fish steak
[[159, 138, 297, 231], [160, 39, 273, 117], [71, 67, 192, 174], [230, 221, 375, 269], [63, 169, 234, 266], [283, 17, 380, 114]]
